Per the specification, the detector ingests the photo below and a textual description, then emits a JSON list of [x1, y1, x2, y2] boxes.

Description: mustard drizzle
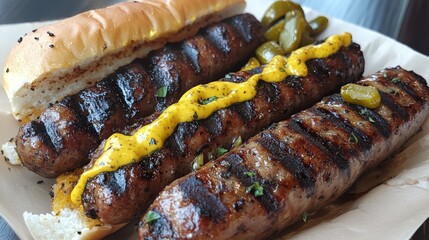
[[71, 32, 352, 204]]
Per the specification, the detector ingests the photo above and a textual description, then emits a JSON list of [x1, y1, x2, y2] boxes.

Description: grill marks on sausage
[[257, 132, 316, 193], [257, 81, 281, 104], [76, 78, 129, 138], [20, 121, 55, 153], [95, 168, 128, 196], [288, 120, 350, 174], [325, 94, 392, 138], [312, 107, 372, 151], [379, 91, 409, 120], [179, 175, 228, 223], [16, 14, 264, 178], [228, 13, 260, 44], [394, 79, 424, 103], [230, 101, 256, 123], [202, 23, 231, 55], [114, 62, 152, 120], [40, 117, 64, 153], [82, 42, 365, 224], [223, 154, 280, 213], [61, 97, 99, 138], [139, 67, 429, 239], [167, 122, 200, 156], [200, 113, 223, 136], [181, 41, 201, 73]]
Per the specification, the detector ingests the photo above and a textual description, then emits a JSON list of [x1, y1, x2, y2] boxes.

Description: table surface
[[1, 1, 428, 239]]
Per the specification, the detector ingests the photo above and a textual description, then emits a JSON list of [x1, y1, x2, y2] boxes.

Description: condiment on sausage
[[71, 32, 352, 204]]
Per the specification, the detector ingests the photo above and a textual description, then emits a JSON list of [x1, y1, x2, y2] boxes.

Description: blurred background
[[0, 0, 428, 239]]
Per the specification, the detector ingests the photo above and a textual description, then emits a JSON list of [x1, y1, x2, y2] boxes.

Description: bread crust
[[2, 0, 245, 122]]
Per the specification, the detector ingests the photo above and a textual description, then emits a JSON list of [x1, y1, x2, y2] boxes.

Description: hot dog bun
[[2, 0, 245, 122]]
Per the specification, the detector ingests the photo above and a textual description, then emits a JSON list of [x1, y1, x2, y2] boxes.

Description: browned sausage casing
[[15, 13, 263, 178], [81, 41, 364, 224], [138, 67, 429, 239]]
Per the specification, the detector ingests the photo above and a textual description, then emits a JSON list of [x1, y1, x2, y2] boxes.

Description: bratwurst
[[15, 13, 263, 178], [81, 40, 364, 224], [138, 66, 429, 239]]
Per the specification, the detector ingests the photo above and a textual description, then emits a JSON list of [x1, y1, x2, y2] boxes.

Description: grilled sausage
[[138, 67, 429, 239], [81, 41, 365, 224], [15, 13, 263, 178]]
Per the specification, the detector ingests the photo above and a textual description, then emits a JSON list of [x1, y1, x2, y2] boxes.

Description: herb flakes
[[246, 182, 264, 197], [303, 211, 309, 223], [145, 211, 161, 225], [217, 147, 228, 156], [155, 86, 168, 98], [349, 132, 358, 143], [200, 96, 218, 105], [391, 77, 401, 84]]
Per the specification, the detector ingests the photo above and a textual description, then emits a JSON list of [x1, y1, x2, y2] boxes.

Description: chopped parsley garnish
[[155, 86, 168, 98], [303, 211, 309, 223], [245, 171, 255, 178], [391, 78, 401, 84], [145, 210, 161, 225], [149, 138, 157, 145], [217, 147, 228, 156], [349, 132, 358, 143], [200, 96, 218, 105], [360, 108, 376, 123], [246, 182, 263, 197], [360, 108, 369, 115]]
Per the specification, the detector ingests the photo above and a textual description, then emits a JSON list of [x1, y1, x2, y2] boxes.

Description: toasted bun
[[3, 0, 245, 122]]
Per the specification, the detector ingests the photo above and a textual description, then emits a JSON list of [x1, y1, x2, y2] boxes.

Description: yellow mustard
[[71, 32, 352, 204]]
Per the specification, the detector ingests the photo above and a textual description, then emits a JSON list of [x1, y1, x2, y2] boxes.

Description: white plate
[[1, 0, 429, 239]]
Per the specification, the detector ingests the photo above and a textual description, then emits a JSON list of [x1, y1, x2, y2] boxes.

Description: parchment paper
[[1, 0, 429, 239]]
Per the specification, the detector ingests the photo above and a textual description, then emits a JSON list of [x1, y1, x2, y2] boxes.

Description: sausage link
[[81, 42, 364, 224], [138, 67, 429, 239], [16, 14, 263, 178]]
